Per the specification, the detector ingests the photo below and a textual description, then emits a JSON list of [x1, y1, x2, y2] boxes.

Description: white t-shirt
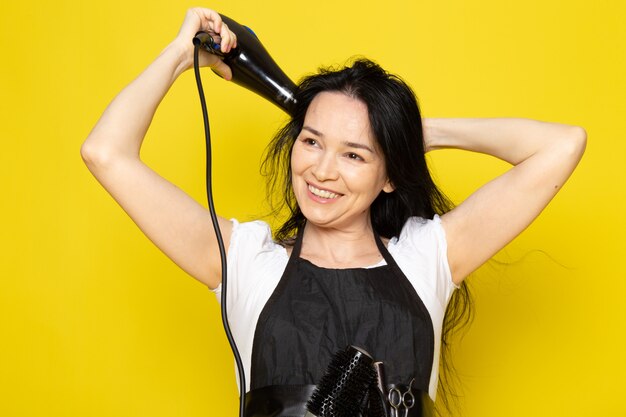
[[212, 214, 457, 401]]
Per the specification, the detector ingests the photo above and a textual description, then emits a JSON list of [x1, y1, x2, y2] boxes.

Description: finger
[[197, 8, 222, 34], [231, 31, 238, 49], [192, 8, 236, 52], [220, 23, 233, 53], [227, 27, 238, 51], [211, 59, 233, 81]]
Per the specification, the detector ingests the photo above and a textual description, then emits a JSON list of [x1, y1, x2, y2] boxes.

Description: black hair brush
[[306, 345, 386, 417]]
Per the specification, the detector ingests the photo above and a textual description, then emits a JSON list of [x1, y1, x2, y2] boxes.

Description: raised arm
[[424, 118, 587, 285], [80, 8, 237, 289]]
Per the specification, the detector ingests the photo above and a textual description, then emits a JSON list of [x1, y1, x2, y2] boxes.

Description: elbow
[[80, 139, 102, 170], [568, 125, 587, 160], [80, 136, 119, 172], [553, 125, 587, 163], [80, 139, 95, 167]]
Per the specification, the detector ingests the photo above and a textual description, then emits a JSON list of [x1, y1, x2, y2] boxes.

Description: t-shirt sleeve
[[393, 214, 458, 311], [210, 219, 283, 307]]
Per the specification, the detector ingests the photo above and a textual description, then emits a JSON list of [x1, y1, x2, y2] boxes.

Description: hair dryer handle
[[193, 14, 298, 115]]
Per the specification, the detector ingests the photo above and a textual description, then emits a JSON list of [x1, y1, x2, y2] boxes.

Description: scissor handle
[[388, 387, 403, 409], [387, 380, 416, 409], [402, 389, 415, 409]]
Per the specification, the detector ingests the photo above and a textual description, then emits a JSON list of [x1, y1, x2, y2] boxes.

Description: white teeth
[[308, 184, 340, 199]]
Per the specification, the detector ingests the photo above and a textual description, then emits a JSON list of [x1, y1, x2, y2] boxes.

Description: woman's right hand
[[173, 7, 238, 79]]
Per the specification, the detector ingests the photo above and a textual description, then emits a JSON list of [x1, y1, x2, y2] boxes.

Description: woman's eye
[[303, 138, 317, 146], [347, 152, 364, 161]]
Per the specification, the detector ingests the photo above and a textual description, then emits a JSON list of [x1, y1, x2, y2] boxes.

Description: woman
[[81, 7, 586, 416]]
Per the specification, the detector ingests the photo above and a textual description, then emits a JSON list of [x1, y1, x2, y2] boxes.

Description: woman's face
[[290, 91, 394, 231]]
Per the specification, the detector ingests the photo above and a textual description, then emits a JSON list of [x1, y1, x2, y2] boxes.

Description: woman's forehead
[[303, 92, 375, 146]]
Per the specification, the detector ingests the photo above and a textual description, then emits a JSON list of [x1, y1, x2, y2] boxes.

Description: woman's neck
[[297, 221, 385, 268]]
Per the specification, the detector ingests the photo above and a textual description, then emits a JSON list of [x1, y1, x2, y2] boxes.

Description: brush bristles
[[307, 346, 377, 417]]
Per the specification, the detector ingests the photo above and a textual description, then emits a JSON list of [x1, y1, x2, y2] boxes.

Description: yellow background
[[1, 0, 624, 416]]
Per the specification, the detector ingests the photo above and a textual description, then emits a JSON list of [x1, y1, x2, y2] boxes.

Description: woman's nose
[[312, 152, 339, 181]]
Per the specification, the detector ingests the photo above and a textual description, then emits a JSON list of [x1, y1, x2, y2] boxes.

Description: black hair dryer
[[193, 14, 298, 116]]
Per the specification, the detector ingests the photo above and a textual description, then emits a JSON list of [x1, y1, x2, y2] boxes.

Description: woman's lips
[[307, 183, 342, 201]]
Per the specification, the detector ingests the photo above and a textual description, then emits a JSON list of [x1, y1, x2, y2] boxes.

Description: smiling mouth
[[307, 183, 342, 199]]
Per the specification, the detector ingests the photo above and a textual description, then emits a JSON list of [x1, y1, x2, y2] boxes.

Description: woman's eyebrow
[[302, 126, 323, 136], [342, 141, 374, 153], [303, 125, 374, 153]]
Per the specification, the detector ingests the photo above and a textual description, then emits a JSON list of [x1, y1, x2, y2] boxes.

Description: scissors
[[387, 378, 415, 417]]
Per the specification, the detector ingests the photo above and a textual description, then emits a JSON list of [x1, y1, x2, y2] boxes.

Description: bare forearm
[[81, 7, 237, 171], [423, 117, 585, 165], [430, 117, 587, 284], [82, 41, 189, 164]]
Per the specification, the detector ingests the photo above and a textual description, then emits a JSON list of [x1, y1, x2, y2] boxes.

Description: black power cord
[[193, 45, 246, 417]]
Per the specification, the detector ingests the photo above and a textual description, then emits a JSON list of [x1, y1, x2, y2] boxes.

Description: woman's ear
[[383, 179, 395, 193]]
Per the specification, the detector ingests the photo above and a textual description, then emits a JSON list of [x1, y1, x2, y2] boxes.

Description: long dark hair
[[261, 58, 473, 416]]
